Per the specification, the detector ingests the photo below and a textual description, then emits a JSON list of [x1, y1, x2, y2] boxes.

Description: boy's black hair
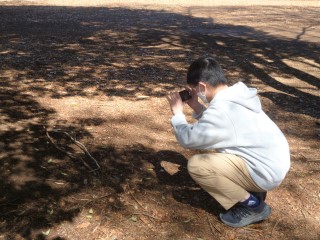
[[187, 56, 228, 87]]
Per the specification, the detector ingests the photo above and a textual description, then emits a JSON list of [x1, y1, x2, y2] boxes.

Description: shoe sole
[[220, 205, 272, 228]]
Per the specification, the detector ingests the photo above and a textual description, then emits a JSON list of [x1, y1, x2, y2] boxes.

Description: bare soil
[[0, 1, 319, 240]]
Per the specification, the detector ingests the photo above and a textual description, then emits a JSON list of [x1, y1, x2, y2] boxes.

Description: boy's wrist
[[192, 104, 206, 119], [193, 102, 206, 115]]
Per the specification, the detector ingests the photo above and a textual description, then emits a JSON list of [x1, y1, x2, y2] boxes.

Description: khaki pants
[[187, 153, 264, 210]]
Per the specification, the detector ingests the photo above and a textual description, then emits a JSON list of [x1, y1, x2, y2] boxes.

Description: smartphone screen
[[179, 90, 192, 101]]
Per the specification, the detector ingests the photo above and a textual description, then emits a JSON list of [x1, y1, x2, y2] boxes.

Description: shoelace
[[231, 205, 252, 220]]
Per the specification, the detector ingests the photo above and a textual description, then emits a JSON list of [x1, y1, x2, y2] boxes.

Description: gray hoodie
[[171, 82, 290, 190]]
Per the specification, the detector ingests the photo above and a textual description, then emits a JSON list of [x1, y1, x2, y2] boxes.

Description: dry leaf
[[130, 215, 137, 222], [139, 215, 149, 224], [42, 229, 51, 236]]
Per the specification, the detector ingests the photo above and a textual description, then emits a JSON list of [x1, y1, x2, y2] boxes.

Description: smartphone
[[179, 90, 192, 102]]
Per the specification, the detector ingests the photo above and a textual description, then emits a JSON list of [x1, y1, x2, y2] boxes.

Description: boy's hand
[[185, 87, 204, 115], [167, 92, 184, 115], [185, 87, 199, 109]]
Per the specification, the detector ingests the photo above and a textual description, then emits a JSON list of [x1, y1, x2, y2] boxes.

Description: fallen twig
[[307, 159, 320, 162], [206, 212, 221, 235], [127, 183, 146, 211], [71, 197, 91, 201], [46, 129, 100, 171], [82, 193, 111, 207], [242, 227, 263, 232], [132, 212, 160, 220], [46, 130, 77, 159], [92, 209, 105, 233], [126, 183, 160, 223], [271, 218, 281, 236], [301, 208, 307, 219], [45, 178, 68, 185]]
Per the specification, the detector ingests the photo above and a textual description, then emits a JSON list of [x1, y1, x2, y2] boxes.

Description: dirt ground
[[0, 0, 319, 239]]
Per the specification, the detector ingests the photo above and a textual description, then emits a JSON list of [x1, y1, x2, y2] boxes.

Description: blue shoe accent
[[241, 194, 259, 208]]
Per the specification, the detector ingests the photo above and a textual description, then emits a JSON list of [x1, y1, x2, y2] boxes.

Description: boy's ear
[[198, 81, 207, 91]]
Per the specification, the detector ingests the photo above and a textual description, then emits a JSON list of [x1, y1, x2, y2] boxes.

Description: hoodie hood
[[213, 82, 262, 113]]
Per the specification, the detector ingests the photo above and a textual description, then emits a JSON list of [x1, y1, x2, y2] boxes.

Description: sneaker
[[219, 202, 271, 228]]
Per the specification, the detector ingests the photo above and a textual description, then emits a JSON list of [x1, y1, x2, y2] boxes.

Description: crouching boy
[[167, 56, 290, 227]]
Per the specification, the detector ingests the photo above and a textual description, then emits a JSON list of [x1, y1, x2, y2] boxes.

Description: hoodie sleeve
[[171, 106, 237, 150]]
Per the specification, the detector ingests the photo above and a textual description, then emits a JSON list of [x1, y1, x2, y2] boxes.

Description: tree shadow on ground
[[0, 5, 319, 116], [148, 150, 224, 216], [0, 4, 319, 239]]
